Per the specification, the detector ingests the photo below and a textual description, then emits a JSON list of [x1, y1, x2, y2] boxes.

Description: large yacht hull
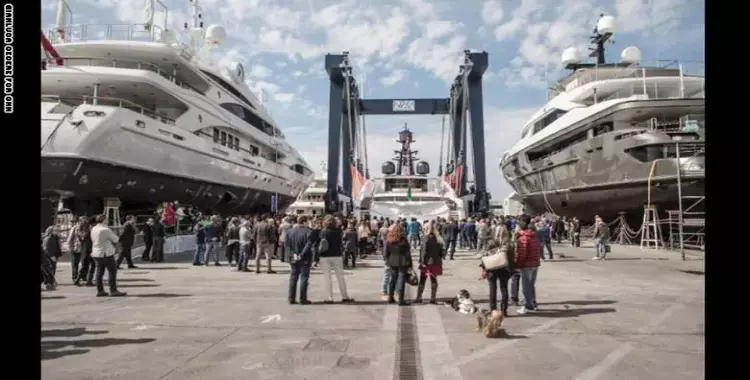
[[41, 157, 296, 228], [519, 177, 704, 224]]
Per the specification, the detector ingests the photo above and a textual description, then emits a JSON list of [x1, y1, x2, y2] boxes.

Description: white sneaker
[[591, 256, 600, 260], [517, 306, 536, 314]]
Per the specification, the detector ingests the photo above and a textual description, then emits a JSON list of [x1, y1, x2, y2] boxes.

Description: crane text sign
[[392, 100, 416, 112]]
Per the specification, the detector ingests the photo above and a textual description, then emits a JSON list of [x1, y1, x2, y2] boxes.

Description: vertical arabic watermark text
[[3, 3, 14, 114]]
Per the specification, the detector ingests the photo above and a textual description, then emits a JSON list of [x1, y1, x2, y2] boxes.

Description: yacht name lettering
[[2, 4, 12, 45], [2, 3, 12, 114]]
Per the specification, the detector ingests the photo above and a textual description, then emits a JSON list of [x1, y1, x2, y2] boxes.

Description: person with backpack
[[317, 216, 354, 304]]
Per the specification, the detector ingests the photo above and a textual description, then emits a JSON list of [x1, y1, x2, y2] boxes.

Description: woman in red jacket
[[514, 215, 541, 315]]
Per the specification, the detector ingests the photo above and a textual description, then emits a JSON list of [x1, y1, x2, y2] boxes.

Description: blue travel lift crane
[[323, 50, 492, 217]]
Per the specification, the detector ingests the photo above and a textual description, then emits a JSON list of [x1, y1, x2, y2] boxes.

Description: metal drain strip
[[394, 305, 423, 380]]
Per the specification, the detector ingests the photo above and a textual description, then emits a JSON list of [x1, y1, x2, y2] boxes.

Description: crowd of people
[[42, 207, 612, 318]]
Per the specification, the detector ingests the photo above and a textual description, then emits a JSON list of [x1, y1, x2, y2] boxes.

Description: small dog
[[445, 289, 478, 314], [476, 309, 505, 338]]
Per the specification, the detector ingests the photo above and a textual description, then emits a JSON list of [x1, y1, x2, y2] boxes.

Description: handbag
[[406, 268, 419, 286], [481, 247, 509, 271]]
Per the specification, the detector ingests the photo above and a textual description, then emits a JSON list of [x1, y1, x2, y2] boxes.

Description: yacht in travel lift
[[499, 14, 704, 223], [355, 126, 467, 221], [40, 0, 314, 226]]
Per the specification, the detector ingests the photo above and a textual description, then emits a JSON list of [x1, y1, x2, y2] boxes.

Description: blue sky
[[42, 0, 704, 200]]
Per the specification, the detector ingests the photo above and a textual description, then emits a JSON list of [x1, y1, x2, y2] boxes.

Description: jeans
[[204, 241, 219, 264], [93, 255, 118, 293], [487, 269, 511, 314], [595, 238, 609, 258], [478, 238, 489, 251], [408, 234, 420, 249], [237, 243, 250, 270], [117, 245, 134, 267], [381, 264, 393, 294], [226, 242, 239, 263], [540, 240, 553, 259], [288, 262, 311, 302], [152, 237, 165, 262], [70, 251, 81, 281], [193, 243, 205, 264], [444, 240, 456, 258], [510, 269, 521, 301], [520, 267, 539, 309], [387, 266, 408, 300]]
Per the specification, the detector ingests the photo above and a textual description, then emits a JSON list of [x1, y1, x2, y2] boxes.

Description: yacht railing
[[41, 56, 202, 94], [552, 60, 705, 101], [41, 94, 176, 125], [45, 23, 166, 44]]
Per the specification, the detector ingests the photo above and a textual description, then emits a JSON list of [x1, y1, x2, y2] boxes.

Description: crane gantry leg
[[324, 50, 491, 216]]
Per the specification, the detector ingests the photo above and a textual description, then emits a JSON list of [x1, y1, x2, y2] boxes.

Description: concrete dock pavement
[[42, 242, 704, 380]]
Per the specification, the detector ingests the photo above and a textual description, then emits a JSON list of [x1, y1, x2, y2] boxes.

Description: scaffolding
[[669, 141, 705, 259]]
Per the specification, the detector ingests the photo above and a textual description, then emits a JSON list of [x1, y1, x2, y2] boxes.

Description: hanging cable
[[438, 114, 446, 176], [343, 72, 355, 164], [446, 91, 455, 170], [457, 68, 470, 168], [359, 98, 370, 178]]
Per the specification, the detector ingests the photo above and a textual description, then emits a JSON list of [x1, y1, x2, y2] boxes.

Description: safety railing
[[45, 23, 166, 44], [41, 56, 203, 94], [551, 60, 705, 102], [41, 94, 176, 125]]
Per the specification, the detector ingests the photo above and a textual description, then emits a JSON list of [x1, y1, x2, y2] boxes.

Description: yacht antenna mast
[[190, 0, 203, 29], [589, 13, 616, 64]]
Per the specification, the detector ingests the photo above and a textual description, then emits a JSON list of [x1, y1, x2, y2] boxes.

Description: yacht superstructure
[[356, 126, 466, 221], [41, 0, 314, 223], [499, 14, 704, 222]]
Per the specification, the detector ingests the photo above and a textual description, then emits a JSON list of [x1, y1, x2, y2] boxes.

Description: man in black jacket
[[141, 218, 153, 261], [284, 216, 313, 304], [151, 219, 166, 262], [116, 215, 138, 269], [442, 219, 459, 260]]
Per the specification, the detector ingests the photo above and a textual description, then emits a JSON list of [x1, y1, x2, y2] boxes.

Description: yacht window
[[250, 145, 259, 156], [626, 146, 664, 162], [233, 136, 240, 151], [220, 131, 227, 146], [199, 70, 255, 107], [227, 135, 235, 149], [220, 103, 272, 135], [593, 123, 614, 136], [295, 210, 305, 214], [532, 109, 567, 134], [213, 128, 220, 143], [527, 130, 588, 162]]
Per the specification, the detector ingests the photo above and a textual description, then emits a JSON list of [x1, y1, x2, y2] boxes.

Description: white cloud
[[380, 69, 407, 87], [481, 0, 505, 25], [248, 64, 273, 78]]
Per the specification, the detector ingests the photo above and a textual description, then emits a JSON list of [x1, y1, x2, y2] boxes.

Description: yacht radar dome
[[227, 62, 245, 83], [561, 47, 581, 66], [205, 24, 226, 45], [596, 15, 617, 35], [620, 46, 642, 64]]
